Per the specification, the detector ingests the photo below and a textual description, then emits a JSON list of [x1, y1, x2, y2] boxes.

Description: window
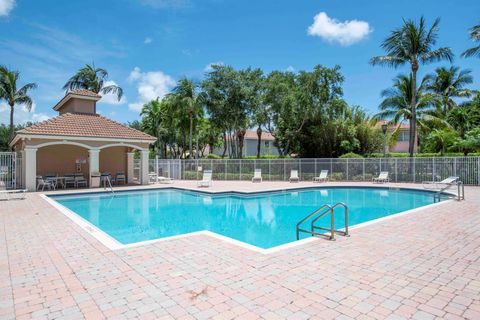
[[398, 131, 410, 142]]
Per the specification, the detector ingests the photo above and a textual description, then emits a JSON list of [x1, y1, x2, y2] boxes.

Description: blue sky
[[0, 0, 479, 125]]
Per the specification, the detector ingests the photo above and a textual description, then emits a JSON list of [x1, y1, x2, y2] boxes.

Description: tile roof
[[68, 89, 102, 98], [376, 120, 410, 130], [17, 113, 156, 141], [243, 130, 275, 141]]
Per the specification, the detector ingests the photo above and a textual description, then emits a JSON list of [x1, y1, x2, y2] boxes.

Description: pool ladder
[[296, 202, 349, 241], [103, 176, 115, 196]]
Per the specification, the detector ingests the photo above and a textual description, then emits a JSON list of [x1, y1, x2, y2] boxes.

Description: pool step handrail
[[104, 175, 115, 196], [296, 202, 349, 241]]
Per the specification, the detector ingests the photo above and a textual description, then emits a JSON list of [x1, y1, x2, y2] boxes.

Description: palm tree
[[462, 24, 480, 58], [427, 66, 473, 114], [0, 66, 37, 144], [370, 16, 453, 156], [170, 78, 203, 159], [375, 74, 440, 146], [63, 64, 123, 100]]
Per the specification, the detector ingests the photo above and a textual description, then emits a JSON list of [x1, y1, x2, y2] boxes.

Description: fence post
[[268, 159, 271, 181], [346, 158, 349, 181], [284, 159, 286, 181], [362, 158, 365, 181], [314, 158, 317, 178], [224, 159, 227, 180], [432, 157, 436, 181], [330, 158, 333, 177], [239, 159, 242, 180], [299, 158, 302, 180], [395, 158, 398, 182], [413, 158, 416, 183]]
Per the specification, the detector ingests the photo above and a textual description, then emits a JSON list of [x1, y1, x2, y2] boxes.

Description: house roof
[[16, 112, 156, 141], [376, 120, 410, 130], [243, 130, 275, 141], [53, 89, 102, 111]]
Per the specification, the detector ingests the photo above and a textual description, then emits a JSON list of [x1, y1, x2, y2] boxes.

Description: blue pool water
[[50, 187, 446, 249]]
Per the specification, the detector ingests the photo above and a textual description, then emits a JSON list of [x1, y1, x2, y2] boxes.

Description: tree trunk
[[409, 66, 418, 158], [188, 111, 193, 159], [9, 103, 15, 148], [237, 130, 246, 159], [221, 133, 227, 158], [256, 126, 262, 158]]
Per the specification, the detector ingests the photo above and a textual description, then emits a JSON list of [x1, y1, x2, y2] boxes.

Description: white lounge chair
[[313, 170, 329, 183], [373, 171, 389, 184], [0, 189, 27, 201], [423, 176, 459, 191], [198, 170, 213, 187], [252, 169, 262, 183], [289, 170, 299, 183], [158, 176, 174, 184]]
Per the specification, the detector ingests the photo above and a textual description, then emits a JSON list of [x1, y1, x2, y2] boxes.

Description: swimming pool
[[49, 187, 448, 250]]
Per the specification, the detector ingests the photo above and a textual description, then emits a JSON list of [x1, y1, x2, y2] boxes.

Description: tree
[[427, 66, 473, 114], [462, 24, 480, 58], [63, 64, 123, 100], [370, 16, 453, 156], [424, 128, 458, 155], [0, 66, 37, 144], [453, 128, 480, 155], [375, 73, 441, 149], [140, 98, 169, 157], [169, 78, 203, 159]]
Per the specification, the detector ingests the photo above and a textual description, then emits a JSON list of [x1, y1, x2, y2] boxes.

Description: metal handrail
[[296, 202, 350, 241], [103, 176, 115, 196]]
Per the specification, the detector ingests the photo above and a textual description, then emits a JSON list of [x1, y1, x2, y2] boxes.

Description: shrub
[[339, 152, 363, 159], [205, 153, 222, 159]]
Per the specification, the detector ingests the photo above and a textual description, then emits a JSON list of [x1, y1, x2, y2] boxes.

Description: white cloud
[[0, 0, 15, 17], [307, 12, 372, 46], [204, 61, 224, 72], [286, 66, 295, 72], [99, 80, 127, 105], [144, 37, 153, 44], [0, 101, 50, 125], [127, 67, 176, 112]]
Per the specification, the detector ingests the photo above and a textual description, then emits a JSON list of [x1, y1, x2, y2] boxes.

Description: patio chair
[[372, 171, 389, 184], [289, 170, 299, 183], [115, 172, 126, 185], [198, 170, 213, 187], [313, 170, 329, 183], [37, 176, 55, 191], [64, 174, 76, 188], [252, 169, 262, 183], [75, 175, 88, 188], [422, 176, 459, 192]]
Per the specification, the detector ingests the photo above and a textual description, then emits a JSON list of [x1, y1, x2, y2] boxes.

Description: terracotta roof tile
[[68, 89, 101, 98], [376, 120, 410, 130], [18, 113, 156, 141]]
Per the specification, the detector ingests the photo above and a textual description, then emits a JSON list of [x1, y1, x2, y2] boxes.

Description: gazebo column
[[88, 149, 100, 187], [140, 149, 150, 185], [24, 147, 38, 191], [127, 152, 135, 184]]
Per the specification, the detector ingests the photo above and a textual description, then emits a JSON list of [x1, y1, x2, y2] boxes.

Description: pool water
[[51, 187, 446, 249]]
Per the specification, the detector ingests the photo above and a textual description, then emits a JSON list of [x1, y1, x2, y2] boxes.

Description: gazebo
[[10, 89, 156, 191]]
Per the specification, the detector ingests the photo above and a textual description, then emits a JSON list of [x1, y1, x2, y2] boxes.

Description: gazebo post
[[127, 151, 135, 184], [140, 150, 150, 185], [24, 147, 37, 191]]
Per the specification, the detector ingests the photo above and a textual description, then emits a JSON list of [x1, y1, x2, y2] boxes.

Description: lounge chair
[[37, 176, 55, 191], [289, 170, 299, 183], [313, 170, 329, 183], [0, 189, 27, 201], [423, 176, 459, 191], [372, 171, 389, 184], [158, 176, 173, 184], [198, 170, 213, 187], [252, 169, 262, 183]]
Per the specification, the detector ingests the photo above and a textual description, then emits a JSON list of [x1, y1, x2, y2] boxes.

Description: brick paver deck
[[1, 181, 479, 319]]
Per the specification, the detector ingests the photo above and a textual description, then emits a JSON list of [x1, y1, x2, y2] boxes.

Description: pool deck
[[1, 181, 479, 319]]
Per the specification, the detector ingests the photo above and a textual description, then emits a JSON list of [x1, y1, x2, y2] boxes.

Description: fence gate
[[0, 152, 17, 189]]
